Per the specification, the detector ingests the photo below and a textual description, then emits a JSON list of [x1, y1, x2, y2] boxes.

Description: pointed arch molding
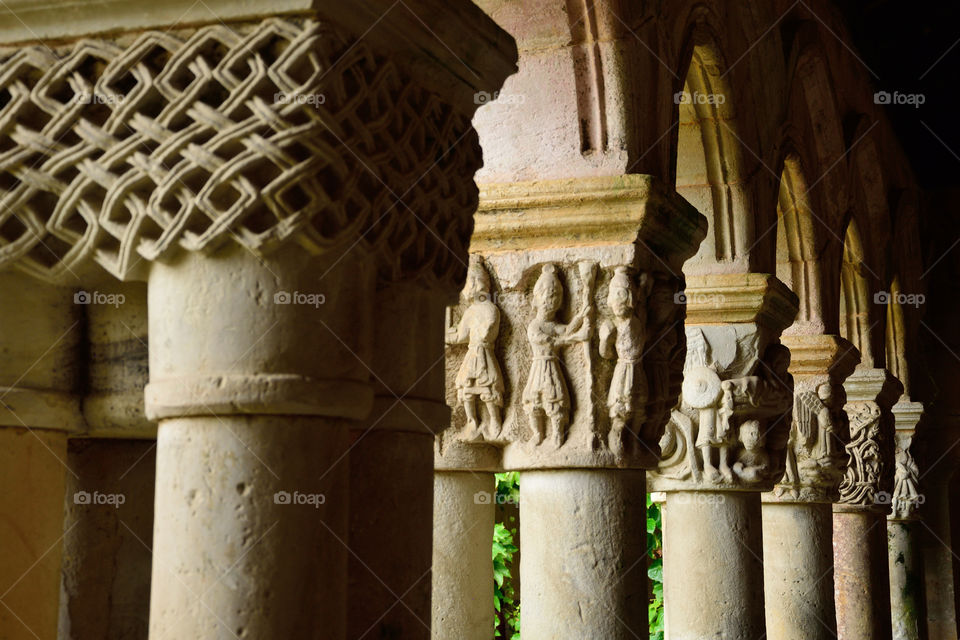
[[0, 15, 510, 290]]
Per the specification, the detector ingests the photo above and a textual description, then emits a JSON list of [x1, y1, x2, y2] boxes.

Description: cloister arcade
[[0, 0, 956, 639]]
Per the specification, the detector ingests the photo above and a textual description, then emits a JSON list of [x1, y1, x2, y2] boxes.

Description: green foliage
[[493, 472, 521, 639], [647, 493, 664, 640]]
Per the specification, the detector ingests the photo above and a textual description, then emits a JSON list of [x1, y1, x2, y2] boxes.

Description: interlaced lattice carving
[[0, 18, 479, 287]]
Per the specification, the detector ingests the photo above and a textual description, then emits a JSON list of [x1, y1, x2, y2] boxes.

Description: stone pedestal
[[431, 471, 496, 640], [833, 366, 903, 640], [0, 274, 82, 640], [651, 272, 799, 640], [761, 334, 860, 640]]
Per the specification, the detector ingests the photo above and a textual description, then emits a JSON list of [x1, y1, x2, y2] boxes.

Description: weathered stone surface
[[59, 439, 155, 640]]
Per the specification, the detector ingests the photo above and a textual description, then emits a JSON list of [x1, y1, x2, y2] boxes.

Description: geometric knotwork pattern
[[0, 18, 480, 288]]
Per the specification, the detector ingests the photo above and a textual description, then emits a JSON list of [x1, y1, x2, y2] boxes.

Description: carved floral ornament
[[837, 401, 890, 508], [439, 256, 686, 471], [0, 17, 479, 289]]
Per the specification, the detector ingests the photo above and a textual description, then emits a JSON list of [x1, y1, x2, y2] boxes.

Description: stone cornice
[[844, 367, 904, 409], [0, 0, 517, 116], [780, 334, 860, 382], [473, 175, 707, 268], [683, 273, 799, 334], [892, 399, 924, 432]]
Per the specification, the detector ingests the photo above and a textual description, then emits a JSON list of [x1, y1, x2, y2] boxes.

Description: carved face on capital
[[740, 419, 763, 450], [533, 265, 562, 315], [607, 284, 633, 318], [463, 262, 492, 303], [816, 383, 834, 407]]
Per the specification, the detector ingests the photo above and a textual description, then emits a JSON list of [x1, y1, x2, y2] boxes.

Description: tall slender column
[[651, 273, 800, 640], [921, 464, 959, 640], [762, 334, 859, 640], [60, 281, 156, 640], [887, 400, 927, 640], [348, 284, 450, 639], [432, 471, 496, 640], [433, 176, 705, 640], [0, 273, 83, 640], [833, 366, 902, 640]]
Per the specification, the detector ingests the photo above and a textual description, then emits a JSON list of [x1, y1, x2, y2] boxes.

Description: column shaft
[[833, 509, 893, 640], [888, 520, 926, 640], [664, 491, 765, 640], [762, 502, 837, 640], [431, 471, 495, 640], [348, 430, 434, 638], [149, 416, 349, 638], [521, 470, 647, 640], [922, 481, 958, 639]]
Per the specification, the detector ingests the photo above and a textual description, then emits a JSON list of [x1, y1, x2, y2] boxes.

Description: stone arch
[[839, 216, 884, 368], [775, 152, 830, 334], [673, 22, 754, 274], [781, 23, 850, 227]]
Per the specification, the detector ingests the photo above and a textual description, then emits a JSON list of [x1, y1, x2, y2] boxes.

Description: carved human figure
[[446, 258, 504, 441], [782, 383, 841, 489], [696, 375, 734, 483], [838, 403, 883, 505], [522, 264, 591, 447], [733, 419, 770, 482], [892, 446, 922, 518], [599, 267, 650, 455]]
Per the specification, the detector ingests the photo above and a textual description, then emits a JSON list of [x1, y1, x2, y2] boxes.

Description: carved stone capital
[[764, 334, 860, 504], [836, 367, 903, 513], [889, 400, 925, 521], [436, 175, 706, 471], [0, 13, 514, 293], [649, 273, 800, 493]]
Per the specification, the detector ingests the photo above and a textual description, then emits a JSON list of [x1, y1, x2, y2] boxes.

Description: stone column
[[650, 273, 800, 640], [348, 284, 450, 639], [432, 471, 497, 640], [762, 334, 860, 640], [921, 465, 959, 640], [0, 4, 514, 638], [146, 245, 369, 638], [0, 273, 83, 640], [60, 281, 157, 640], [432, 176, 705, 640], [887, 400, 927, 640], [833, 366, 903, 640]]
